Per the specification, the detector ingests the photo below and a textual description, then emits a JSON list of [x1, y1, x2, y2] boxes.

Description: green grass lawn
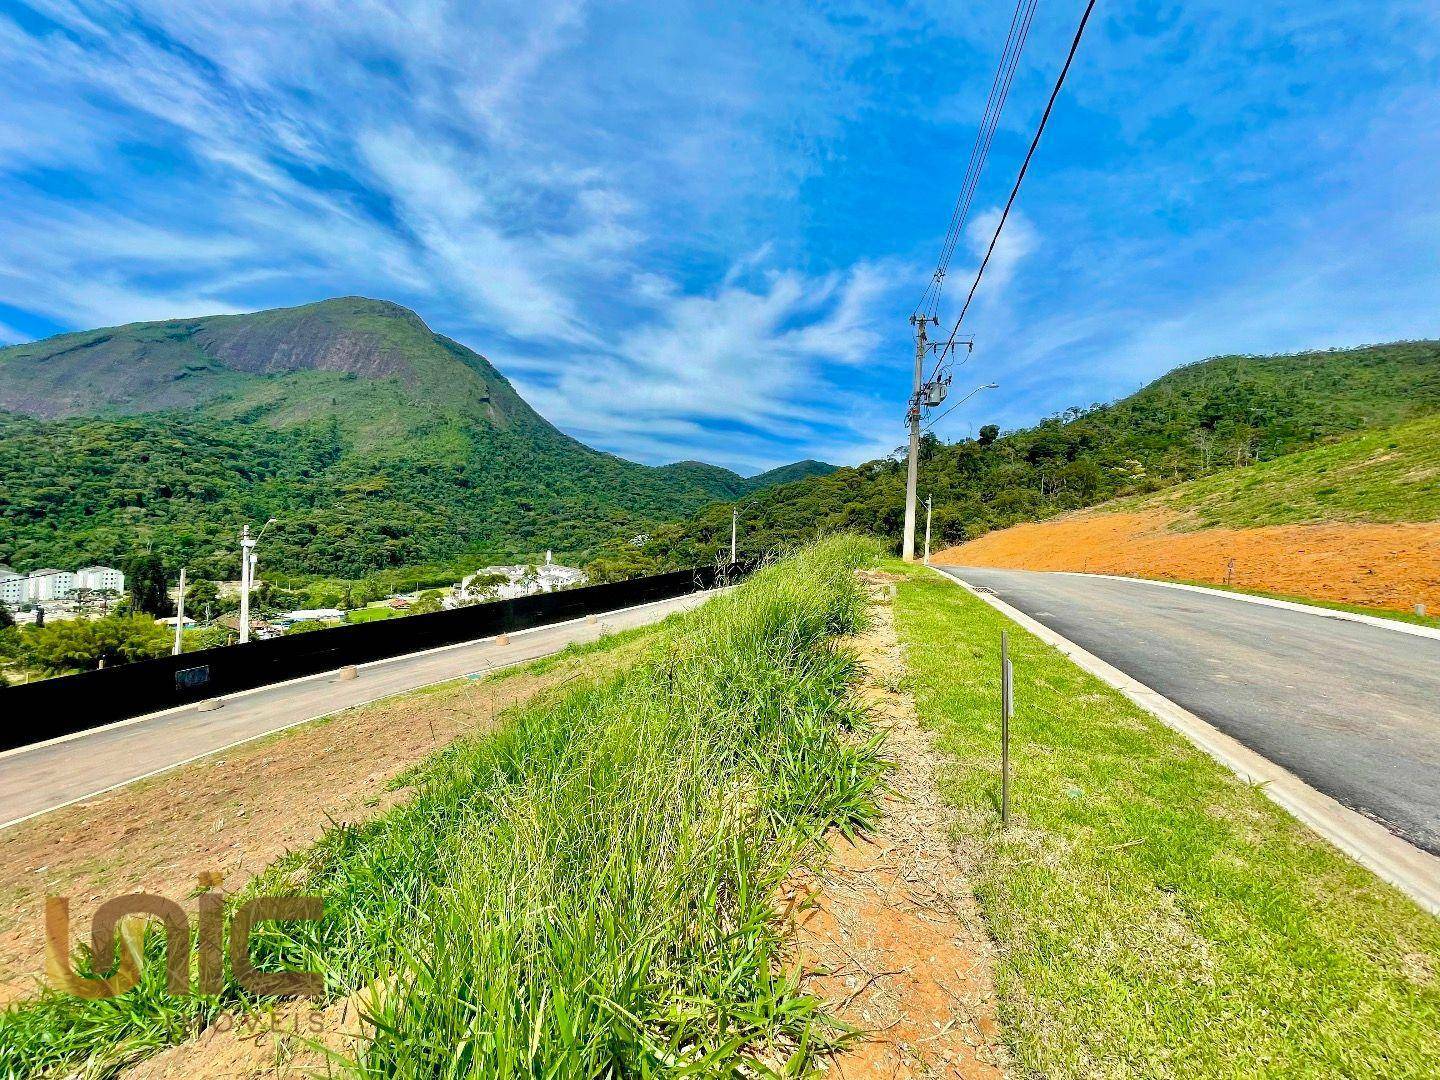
[[1127, 414, 1440, 528], [892, 562, 1440, 1079], [343, 604, 401, 624]]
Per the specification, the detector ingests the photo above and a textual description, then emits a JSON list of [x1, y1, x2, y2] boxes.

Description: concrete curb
[[1049, 571, 1440, 641], [927, 565, 1440, 916]]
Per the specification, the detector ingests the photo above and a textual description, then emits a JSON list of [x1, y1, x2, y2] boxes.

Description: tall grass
[[0, 535, 883, 1078]]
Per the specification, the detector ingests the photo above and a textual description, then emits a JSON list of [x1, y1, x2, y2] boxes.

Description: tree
[[121, 553, 172, 617], [22, 615, 169, 674], [409, 590, 445, 615], [977, 424, 1000, 447], [0, 601, 13, 631], [185, 578, 220, 612]]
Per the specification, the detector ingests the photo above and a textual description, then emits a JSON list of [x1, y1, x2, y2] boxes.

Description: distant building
[[0, 564, 125, 605], [0, 566, 22, 607], [452, 561, 588, 605], [25, 569, 75, 603], [75, 566, 125, 594], [275, 608, 345, 627]]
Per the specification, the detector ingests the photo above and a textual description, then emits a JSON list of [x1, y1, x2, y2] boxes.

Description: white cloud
[[963, 206, 1038, 301]]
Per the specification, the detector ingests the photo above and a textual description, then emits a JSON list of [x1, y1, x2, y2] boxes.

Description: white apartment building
[[0, 566, 22, 606], [0, 564, 125, 606], [75, 566, 126, 594], [25, 569, 75, 603]]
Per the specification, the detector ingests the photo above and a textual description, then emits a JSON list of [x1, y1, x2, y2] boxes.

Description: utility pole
[[238, 525, 254, 644], [924, 495, 933, 565], [731, 506, 738, 563], [902, 314, 937, 561], [173, 567, 186, 656], [238, 517, 276, 645]]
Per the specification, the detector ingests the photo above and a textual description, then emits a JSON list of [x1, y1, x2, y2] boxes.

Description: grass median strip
[[1, 538, 883, 1077], [892, 562, 1440, 1079]]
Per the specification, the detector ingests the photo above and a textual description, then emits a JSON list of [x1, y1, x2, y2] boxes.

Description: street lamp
[[238, 517, 277, 644]]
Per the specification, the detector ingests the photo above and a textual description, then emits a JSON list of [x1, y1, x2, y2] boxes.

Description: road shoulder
[[931, 564, 1440, 913], [893, 562, 1440, 1076]]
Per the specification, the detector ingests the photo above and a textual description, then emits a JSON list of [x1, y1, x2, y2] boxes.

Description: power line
[[936, 0, 1099, 364], [914, 0, 1039, 320]]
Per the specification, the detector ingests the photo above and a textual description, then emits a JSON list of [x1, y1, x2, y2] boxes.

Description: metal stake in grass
[[1001, 630, 1013, 826]]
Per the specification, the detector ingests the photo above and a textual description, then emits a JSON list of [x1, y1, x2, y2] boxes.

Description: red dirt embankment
[[932, 511, 1440, 615]]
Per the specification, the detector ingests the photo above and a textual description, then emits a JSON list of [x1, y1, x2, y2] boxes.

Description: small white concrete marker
[[338, 665, 358, 681]]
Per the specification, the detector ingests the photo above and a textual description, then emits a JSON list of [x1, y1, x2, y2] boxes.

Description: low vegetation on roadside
[[892, 565, 1440, 1078], [1126, 413, 1440, 529], [0, 537, 884, 1078]]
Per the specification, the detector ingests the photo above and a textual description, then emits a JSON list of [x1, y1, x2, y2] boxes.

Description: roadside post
[[924, 495, 933, 565], [1001, 630, 1013, 826]]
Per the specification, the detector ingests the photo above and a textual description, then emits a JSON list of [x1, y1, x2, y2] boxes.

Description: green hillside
[[585, 340, 1440, 577], [746, 458, 837, 488], [0, 298, 815, 578], [1126, 413, 1440, 529]]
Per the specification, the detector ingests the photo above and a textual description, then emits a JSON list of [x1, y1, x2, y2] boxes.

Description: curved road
[[0, 591, 714, 830], [936, 567, 1440, 855]]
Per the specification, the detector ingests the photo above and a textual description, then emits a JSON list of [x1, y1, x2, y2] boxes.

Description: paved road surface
[[0, 592, 714, 829], [936, 567, 1440, 854]]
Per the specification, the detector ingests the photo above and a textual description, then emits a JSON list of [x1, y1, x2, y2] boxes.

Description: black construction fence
[[0, 562, 748, 753]]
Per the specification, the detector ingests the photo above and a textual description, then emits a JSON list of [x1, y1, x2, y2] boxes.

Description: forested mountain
[[585, 341, 1440, 578], [0, 298, 822, 578]]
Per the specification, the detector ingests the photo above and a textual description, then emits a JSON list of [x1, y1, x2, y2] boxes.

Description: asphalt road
[[0, 591, 714, 830], [936, 566, 1440, 854]]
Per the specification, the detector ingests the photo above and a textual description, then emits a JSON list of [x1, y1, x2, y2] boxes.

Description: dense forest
[[584, 341, 1440, 579]]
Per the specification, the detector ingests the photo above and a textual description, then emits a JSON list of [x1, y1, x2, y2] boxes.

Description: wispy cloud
[[0, 0, 1437, 469]]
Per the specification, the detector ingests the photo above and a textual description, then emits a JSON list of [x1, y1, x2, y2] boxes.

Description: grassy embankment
[[1129, 413, 1440, 528], [0, 537, 883, 1078], [892, 563, 1440, 1078]]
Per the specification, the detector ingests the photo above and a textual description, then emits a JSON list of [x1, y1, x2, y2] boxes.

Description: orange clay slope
[[931, 511, 1440, 615], [933, 413, 1440, 613]]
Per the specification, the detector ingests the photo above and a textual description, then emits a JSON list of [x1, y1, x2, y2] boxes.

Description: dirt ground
[[0, 652, 624, 1011], [782, 573, 1008, 1078], [932, 511, 1440, 614]]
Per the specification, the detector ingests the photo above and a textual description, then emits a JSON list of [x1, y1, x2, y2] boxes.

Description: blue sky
[[0, 1, 1437, 473]]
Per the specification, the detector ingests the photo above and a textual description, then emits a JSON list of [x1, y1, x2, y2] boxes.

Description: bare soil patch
[[0, 651, 631, 1009], [932, 511, 1440, 613], [784, 572, 1008, 1078]]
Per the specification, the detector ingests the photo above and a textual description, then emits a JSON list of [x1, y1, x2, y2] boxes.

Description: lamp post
[[238, 517, 277, 644], [173, 567, 186, 656]]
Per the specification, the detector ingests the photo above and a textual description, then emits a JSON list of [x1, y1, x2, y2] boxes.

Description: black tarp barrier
[[0, 563, 747, 752]]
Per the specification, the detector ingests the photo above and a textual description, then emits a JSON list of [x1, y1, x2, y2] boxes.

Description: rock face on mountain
[[0, 297, 830, 576], [0, 298, 523, 421]]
